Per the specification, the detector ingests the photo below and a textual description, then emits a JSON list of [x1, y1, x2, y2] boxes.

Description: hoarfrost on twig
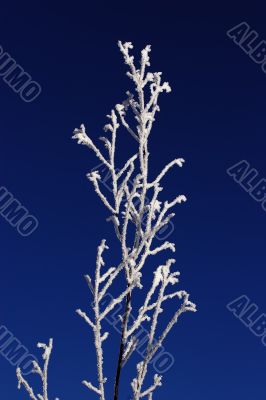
[[16, 339, 58, 400]]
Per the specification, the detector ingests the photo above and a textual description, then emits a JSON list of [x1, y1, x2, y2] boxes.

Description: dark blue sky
[[0, 1, 266, 399]]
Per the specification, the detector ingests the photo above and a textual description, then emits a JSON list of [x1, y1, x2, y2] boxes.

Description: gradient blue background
[[0, 1, 265, 399]]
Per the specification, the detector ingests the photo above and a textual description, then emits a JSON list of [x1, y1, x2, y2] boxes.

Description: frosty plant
[[16, 41, 196, 400]]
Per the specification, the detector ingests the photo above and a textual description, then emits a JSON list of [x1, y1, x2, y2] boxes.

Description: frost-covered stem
[[93, 245, 106, 400], [134, 90, 148, 252], [132, 290, 196, 400], [16, 370, 37, 400], [126, 271, 159, 339], [114, 176, 144, 400], [132, 264, 169, 400], [148, 158, 185, 188], [42, 339, 53, 400], [16, 339, 58, 400], [77, 241, 138, 399], [149, 292, 196, 361], [117, 41, 150, 252], [114, 176, 139, 400], [81, 240, 108, 400], [113, 290, 131, 400], [109, 110, 118, 211], [99, 262, 124, 300]]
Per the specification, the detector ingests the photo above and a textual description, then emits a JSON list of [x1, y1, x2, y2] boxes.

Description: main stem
[[113, 291, 131, 400], [114, 100, 147, 400]]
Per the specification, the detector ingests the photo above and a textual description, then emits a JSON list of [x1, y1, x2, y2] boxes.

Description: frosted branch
[[17, 339, 58, 400], [87, 171, 117, 214], [76, 309, 95, 329], [72, 124, 111, 169], [140, 374, 162, 398], [148, 241, 175, 256], [148, 158, 185, 188], [82, 380, 101, 395]]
